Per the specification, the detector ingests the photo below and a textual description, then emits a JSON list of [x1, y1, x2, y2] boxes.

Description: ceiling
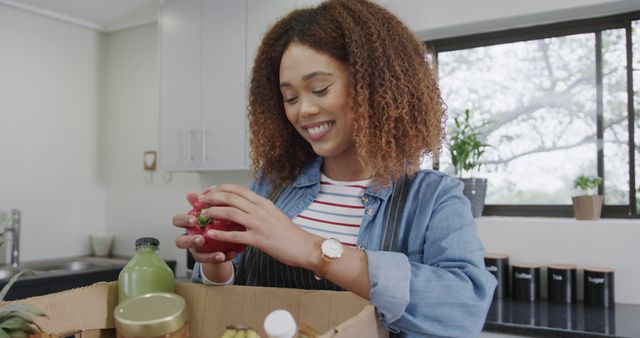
[[0, 0, 159, 32]]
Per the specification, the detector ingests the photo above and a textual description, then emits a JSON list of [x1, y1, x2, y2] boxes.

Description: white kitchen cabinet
[[160, 0, 319, 171], [246, 0, 295, 73], [245, 0, 322, 68], [200, 0, 248, 170], [158, 0, 203, 170], [243, 0, 296, 170], [159, 0, 248, 171]]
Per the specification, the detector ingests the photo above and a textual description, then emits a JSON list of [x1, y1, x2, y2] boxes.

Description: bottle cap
[[114, 292, 186, 337], [264, 309, 297, 338], [135, 237, 160, 248]]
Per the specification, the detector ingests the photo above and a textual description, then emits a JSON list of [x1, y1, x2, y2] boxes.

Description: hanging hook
[[162, 172, 173, 183], [145, 172, 153, 184]]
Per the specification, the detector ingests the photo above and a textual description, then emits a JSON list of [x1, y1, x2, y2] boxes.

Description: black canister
[[547, 264, 577, 304], [485, 253, 509, 298], [512, 263, 541, 302], [584, 267, 615, 307]]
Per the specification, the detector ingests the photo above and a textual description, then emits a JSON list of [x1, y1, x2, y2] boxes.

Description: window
[[427, 12, 639, 218]]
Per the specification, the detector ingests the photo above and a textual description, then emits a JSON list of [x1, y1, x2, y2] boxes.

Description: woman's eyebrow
[[280, 71, 334, 88], [302, 71, 334, 81]]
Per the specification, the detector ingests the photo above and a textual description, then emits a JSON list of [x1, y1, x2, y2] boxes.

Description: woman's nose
[[299, 97, 320, 116]]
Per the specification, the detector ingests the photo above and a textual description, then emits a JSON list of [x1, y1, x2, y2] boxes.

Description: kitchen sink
[[0, 256, 129, 301], [35, 260, 111, 272], [0, 257, 129, 282], [22, 257, 129, 274], [0, 267, 17, 280], [0, 267, 46, 281]]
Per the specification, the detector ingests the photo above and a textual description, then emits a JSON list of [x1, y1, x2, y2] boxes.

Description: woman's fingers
[[190, 250, 238, 264], [175, 234, 204, 249], [209, 184, 268, 206], [177, 232, 239, 264], [186, 191, 200, 207], [206, 229, 251, 245], [202, 206, 254, 229], [172, 213, 197, 228], [201, 191, 256, 215]]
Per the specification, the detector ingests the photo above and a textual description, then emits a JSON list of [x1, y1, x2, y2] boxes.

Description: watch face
[[321, 238, 343, 258]]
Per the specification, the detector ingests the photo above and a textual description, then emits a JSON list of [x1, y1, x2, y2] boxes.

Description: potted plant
[[448, 108, 490, 218], [572, 175, 604, 220]]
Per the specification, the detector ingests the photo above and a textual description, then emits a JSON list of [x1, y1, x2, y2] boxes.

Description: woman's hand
[[199, 184, 321, 269], [173, 191, 238, 264]]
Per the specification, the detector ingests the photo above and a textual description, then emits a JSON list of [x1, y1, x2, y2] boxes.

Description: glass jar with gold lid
[[114, 292, 188, 338]]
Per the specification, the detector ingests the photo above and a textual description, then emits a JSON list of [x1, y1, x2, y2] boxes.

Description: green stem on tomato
[[198, 214, 211, 228]]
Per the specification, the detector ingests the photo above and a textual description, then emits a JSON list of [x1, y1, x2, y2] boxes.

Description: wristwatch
[[314, 238, 344, 280]]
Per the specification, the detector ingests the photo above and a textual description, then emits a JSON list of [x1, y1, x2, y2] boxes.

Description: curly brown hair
[[249, 0, 445, 191]]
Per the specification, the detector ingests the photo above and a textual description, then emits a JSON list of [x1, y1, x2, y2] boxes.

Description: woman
[[173, 0, 496, 337]]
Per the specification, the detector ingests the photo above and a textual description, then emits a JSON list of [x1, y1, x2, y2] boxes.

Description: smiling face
[[279, 43, 357, 165]]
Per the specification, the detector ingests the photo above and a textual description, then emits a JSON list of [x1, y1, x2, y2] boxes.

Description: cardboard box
[[3, 282, 389, 338]]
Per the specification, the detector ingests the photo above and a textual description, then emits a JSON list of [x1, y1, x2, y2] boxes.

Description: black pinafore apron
[[234, 174, 412, 291]]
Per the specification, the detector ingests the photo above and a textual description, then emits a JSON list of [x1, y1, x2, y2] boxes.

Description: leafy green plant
[[448, 109, 490, 177], [0, 270, 47, 337], [574, 175, 603, 196]]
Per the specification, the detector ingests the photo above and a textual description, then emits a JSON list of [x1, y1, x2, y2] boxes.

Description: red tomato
[[186, 218, 246, 254], [187, 189, 246, 254]]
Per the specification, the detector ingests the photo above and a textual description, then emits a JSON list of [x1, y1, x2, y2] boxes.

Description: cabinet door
[[246, 0, 295, 68], [201, 0, 248, 170], [158, 0, 203, 170], [244, 0, 297, 167], [159, 0, 314, 171]]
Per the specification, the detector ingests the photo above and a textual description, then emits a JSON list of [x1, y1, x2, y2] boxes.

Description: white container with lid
[[264, 309, 297, 338]]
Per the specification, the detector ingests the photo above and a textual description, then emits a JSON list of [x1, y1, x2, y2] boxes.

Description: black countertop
[[484, 298, 640, 337]]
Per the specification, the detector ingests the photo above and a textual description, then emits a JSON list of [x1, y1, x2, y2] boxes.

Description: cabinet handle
[[187, 127, 193, 163], [202, 126, 207, 163]]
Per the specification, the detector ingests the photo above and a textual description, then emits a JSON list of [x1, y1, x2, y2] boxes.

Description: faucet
[[3, 209, 20, 268]]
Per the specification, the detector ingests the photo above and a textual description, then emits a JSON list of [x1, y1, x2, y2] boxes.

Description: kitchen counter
[[484, 297, 640, 337]]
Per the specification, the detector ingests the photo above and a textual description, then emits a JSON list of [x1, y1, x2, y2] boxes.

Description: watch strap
[[314, 255, 333, 280]]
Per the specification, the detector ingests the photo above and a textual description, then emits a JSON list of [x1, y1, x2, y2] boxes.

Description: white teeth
[[307, 122, 333, 136]]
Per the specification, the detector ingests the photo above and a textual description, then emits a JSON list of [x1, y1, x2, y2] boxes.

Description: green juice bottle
[[117, 237, 175, 304]]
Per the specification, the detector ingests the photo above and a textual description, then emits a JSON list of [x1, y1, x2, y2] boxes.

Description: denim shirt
[[193, 157, 496, 337]]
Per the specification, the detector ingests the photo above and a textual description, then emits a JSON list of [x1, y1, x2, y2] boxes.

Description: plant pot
[[460, 178, 488, 218], [572, 195, 604, 220]]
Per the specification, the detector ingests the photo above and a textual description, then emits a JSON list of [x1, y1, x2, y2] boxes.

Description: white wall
[[0, 4, 106, 261]]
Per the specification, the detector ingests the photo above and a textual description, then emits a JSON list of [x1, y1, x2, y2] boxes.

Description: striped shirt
[[292, 173, 370, 247]]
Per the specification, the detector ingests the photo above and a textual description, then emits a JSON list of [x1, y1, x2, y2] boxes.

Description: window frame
[[426, 11, 640, 218]]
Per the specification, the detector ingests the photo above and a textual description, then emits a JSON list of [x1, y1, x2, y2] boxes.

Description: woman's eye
[[312, 85, 331, 95], [283, 96, 298, 104]]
